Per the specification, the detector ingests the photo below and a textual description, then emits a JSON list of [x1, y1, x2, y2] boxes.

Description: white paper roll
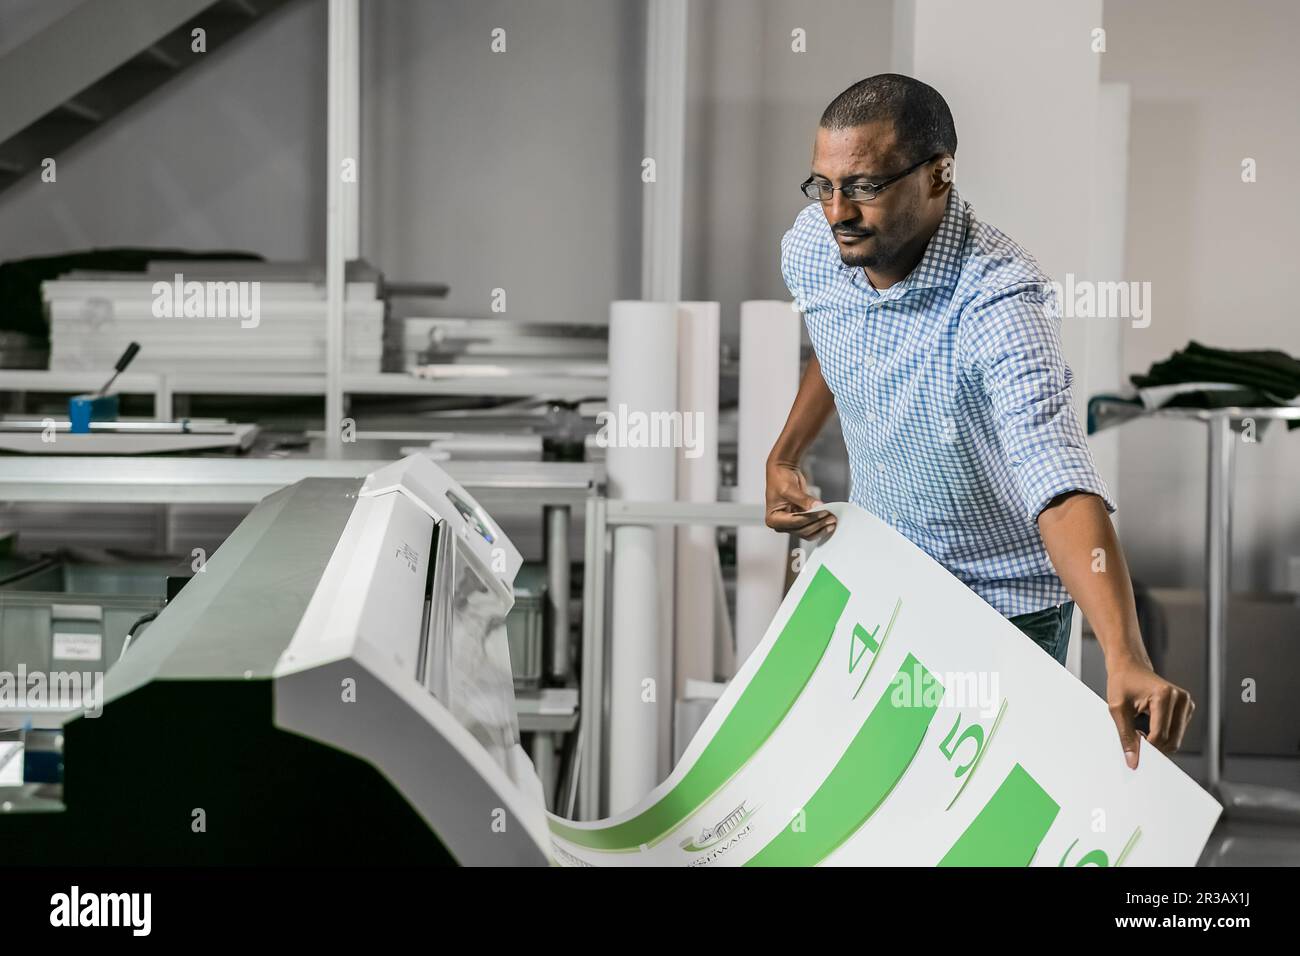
[[606, 301, 679, 814], [674, 302, 720, 701], [735, 300, 801, 665]]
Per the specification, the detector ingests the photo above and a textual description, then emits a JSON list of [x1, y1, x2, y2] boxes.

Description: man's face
[[810, 120, 929, 270]]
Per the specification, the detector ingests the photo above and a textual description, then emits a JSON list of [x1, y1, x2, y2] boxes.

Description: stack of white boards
[[43, 260, 384, 376]]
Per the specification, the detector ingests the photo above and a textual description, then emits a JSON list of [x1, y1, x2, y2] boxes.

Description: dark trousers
[[1008, 601, 1075, 665]]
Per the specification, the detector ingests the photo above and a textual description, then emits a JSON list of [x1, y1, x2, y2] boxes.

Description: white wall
[[361, 0, 894, 330], [0, 0, 646, 323], [0, 0, 85, 59], [682, 0, 893, 340], [0, 0, 893, 335], [361, 0, 644, 322], [0, 0, 325, 263], [1102, 0, 1300, 592], [894, 0, 1106, 458], [1085, 81, 1132, 516], [898, 0, 1103, 283]]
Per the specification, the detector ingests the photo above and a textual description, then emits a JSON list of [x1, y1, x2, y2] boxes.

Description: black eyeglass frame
[[800, 154, 941, 203]]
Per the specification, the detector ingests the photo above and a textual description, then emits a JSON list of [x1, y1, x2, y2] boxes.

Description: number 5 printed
[[939, 699, 1007, 811]]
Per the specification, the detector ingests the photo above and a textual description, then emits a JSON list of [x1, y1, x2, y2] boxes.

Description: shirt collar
[[843, 186, 967, 296]]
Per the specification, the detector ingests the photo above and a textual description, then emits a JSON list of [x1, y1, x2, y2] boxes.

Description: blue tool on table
[[68, 341, 139, 433]]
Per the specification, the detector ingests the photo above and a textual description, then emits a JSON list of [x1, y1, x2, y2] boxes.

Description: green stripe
[[938, 763, 1059, 866], [746, 653, 942, 866], [549, 564, 850, 851]]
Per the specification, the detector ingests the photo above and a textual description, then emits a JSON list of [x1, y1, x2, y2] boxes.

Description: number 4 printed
[[850, 599, 901, 700]]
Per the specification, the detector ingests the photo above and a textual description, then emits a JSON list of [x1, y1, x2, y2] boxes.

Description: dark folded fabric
[[1130, 341, 1300, 429], [0, 248, 263, 341], [1131, 340, 1300, 398], [1160, 386, 1272, 408]]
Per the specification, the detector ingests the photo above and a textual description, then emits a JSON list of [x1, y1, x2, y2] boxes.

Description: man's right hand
[[764, 459, 837, 540]]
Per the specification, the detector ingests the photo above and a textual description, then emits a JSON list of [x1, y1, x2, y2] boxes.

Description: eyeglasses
[[800, 154, 938, 203]]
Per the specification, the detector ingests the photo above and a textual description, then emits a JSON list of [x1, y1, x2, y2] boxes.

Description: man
[[767, 73, 1192, 769]]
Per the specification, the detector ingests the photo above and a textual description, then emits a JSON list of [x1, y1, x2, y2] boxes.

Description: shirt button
[[876, 462, 886, 474], [863, 354, 875, 367], [891, 512, 899, 523], [866, 410, 877, 423]]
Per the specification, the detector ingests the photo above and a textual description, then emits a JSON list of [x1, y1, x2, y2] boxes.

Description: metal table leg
[[544, 505, 571, 682], [1204, 413, 1230, 793], [1204, 412, 1300, 821], [577, 495, 608, 820]]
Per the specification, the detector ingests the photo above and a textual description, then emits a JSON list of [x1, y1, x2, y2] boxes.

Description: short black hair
[[820, 73, 957, 165]]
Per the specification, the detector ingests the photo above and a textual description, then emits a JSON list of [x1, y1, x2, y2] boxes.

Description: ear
[[929, 155, 955, 194]]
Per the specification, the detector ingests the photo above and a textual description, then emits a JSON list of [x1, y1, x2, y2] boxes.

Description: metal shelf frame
[[575, 496, 766, 821], [1093, 400, 1300, 820]]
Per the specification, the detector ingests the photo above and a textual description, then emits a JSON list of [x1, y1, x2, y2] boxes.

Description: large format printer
[[0, 456, 553, 865]]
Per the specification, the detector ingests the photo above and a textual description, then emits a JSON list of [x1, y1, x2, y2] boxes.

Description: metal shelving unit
[[1092, 399, 1300, 820]]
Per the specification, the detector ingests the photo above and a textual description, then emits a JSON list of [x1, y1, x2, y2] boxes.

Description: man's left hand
[[1105, 657, 1195, 769]]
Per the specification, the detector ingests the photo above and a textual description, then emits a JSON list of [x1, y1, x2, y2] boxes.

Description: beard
[[836, 200, 921, 271], [838, 243, 888, 269]]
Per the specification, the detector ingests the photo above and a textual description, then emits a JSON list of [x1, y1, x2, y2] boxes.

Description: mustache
[[833, 225, 873, 238]]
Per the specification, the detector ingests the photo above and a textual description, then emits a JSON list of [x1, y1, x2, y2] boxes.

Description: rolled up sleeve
[[780, 206, 813, 309], [781, 203, 838, 316], [962, 283, 1117, 521]]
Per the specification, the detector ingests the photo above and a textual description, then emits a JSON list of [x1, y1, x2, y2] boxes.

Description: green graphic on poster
[[546, 504, 1221, 867]]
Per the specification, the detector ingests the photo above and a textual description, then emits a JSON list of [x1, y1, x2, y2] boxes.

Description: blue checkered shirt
[[782, 187, 1115, 617]]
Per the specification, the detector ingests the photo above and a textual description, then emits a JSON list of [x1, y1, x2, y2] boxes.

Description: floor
[[1176, 753, 1300, 866]]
